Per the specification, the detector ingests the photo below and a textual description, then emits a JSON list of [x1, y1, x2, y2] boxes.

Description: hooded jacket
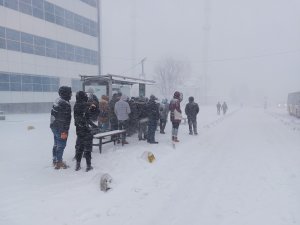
[[50, 86, 72, 132], [114, 95, 131, 121], [185, 97, 199, 120], [74, 91, 97, 135]]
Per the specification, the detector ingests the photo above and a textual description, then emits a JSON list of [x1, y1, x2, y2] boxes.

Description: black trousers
[[147, 120, 157, 142], [75, 133, 93, 165]]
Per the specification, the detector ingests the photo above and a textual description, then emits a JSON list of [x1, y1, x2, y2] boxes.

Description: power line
[[120, 61, 142, 75], [102, 50, 300, 73]]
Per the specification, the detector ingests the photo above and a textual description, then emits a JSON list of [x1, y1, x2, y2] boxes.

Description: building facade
[[0, 0, 100, 112]]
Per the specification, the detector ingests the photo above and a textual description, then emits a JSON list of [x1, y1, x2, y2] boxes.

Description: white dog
[[100, 173, 112, 192]]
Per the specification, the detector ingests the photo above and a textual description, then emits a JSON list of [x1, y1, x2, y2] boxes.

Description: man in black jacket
[[185, 96, 199, 135], [50, 86, 72, 169], [136, 97, 148, 141], [147, 95, 160, 144], [74, 91, 98, 172]]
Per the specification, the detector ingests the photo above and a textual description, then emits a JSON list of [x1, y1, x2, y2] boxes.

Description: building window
[[2, 0, 98, 37], [0, 72, 60, 92], [0, 26, 98, 65], [0, 72, 10, 91], [4, 0, 18, 10], [80, 0, 97, 8], [19, 0, 33, 16]]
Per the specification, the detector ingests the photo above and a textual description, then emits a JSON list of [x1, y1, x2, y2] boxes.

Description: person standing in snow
[[216, 101, 221, 115], [98, 95, 110, 132], [114, 94, 131, 144], [136, 96, 148, 141], [50, 86, 72, 169], [159, 98, 169, 134], [185, 96, 199, 135], [169, 91, 183, 142], [222, 101, 228, 115], [146, 95, 160, 144], [86, 88, 100, 122], [128, 97, 139, 136], [74, 91, 98, 172], [109, 93, 121, 131]]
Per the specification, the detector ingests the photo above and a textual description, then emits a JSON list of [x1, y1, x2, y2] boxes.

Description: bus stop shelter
[[80, 74, 155, 99]]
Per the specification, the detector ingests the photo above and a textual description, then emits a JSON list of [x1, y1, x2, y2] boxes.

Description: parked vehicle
[[0, 111, 5, 120], [287, 92, 300, 118]]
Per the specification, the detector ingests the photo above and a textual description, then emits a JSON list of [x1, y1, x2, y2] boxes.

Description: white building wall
[[0, 1, 99, 105]]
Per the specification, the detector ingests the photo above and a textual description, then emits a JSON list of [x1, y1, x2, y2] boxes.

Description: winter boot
[[86, 165, 93, 172], [172, 136, 175, 141], [85, 153, 93, 172], [55, 161, 69, 169], [174, 137, 179, 142], [75, 162, 81, 171]]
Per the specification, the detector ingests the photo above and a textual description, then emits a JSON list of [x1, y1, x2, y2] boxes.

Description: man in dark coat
[[146, 95, 160, 144], [222, 102, 228, 115], [128, 97, 139, 136], [185, 96, 199, 135], [74, 91, 98, 172], [50, 86, 72, 169], [136, 97, 148, 141]]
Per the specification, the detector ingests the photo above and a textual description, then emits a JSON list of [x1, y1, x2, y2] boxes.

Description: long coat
[[169, 98, 181, 123]]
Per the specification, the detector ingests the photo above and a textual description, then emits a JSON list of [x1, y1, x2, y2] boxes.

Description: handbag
[[174, 109, 182, 120]]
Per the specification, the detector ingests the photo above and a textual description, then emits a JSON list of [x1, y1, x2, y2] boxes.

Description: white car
[[0, 111, 5, 120]]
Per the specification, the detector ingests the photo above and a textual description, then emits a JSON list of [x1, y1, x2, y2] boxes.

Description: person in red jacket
[[169, 91, 183, 142]]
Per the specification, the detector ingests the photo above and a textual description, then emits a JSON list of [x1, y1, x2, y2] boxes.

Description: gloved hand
[[61, 132, 68, 140]]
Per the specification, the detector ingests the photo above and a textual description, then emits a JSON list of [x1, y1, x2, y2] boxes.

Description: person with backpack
[[50, 86, 72, 169], [185, 96, 199, 135], [74, 91, 98, 172], [169, 91, 183, 142]]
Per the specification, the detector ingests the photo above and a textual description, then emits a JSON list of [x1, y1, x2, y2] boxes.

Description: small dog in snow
[[100, 173, 112, 192]]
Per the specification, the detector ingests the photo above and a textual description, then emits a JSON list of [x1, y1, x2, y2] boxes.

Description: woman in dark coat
[[169, 91, 182, 142]]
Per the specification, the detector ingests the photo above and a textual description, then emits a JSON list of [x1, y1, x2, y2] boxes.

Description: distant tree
[[154, 57, 190, 98]]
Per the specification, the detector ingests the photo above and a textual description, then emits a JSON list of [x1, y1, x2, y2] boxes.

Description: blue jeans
[[51, 128, 67, 162], [99, 122, 109, 132]]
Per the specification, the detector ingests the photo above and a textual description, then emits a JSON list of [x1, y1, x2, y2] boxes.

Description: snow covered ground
[[0, 106, 300, 225]]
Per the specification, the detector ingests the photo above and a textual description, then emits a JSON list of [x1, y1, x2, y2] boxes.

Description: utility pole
[[202, 0, 211, 104], [131, 0, 137, 77], [140, 57, 146, 79]]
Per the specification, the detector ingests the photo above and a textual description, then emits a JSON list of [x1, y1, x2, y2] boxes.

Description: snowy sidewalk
[[0, 107, 300, 225]]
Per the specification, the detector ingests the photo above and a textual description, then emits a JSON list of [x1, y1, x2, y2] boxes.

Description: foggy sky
[[101, 0, 300, 105]]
